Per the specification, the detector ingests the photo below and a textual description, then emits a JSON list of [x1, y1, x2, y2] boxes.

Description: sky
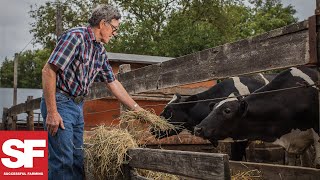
[[0, 0, 316, 66]]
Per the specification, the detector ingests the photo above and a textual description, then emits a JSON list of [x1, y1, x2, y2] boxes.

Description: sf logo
[[1, 139, 46, 168]]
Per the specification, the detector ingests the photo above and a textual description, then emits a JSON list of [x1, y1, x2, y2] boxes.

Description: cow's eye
[[224, 108, 231, 114]]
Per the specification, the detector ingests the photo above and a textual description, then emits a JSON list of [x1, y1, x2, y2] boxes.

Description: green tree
[[156, 0, 247, 57], [29, 0, 297, 57], [0, 57, 14, 88], [100, 0, 178, 56], [29, 0, 110, 49], [156, 0, 297, 57], [0, 49, 51, 88], [245, 0, 297, 36]]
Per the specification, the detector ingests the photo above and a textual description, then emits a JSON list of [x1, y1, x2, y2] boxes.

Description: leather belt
[[56, 88, 85, 104]]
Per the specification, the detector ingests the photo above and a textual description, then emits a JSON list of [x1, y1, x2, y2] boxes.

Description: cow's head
[[151, 93, 199, 139], [194, 96, 248, 143]]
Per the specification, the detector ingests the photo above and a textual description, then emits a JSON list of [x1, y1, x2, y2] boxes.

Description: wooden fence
[[1, 96, 41, 130], [121, 148, 320, 180]]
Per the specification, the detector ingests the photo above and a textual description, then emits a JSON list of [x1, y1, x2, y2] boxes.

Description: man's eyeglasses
[[109, 23, 118, 33], [105, 20, 118, 34]]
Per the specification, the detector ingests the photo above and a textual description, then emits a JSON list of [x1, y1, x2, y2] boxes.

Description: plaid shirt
[[48, 26, 115, 97]]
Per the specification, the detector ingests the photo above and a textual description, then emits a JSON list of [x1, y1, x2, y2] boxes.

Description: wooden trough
[[121, 148, 320, 180]]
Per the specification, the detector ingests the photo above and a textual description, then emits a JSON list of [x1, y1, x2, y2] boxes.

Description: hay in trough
[[136, 169, 180, 180], [231, 169, 262, 180], [84, 109, 179, 180]]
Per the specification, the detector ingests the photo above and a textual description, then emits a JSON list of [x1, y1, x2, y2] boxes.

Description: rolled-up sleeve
[[48, 32, 80, 71]]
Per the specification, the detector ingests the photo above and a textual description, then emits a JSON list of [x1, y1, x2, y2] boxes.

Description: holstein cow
[[153, 73, 275, 160], [194, 66, 320, 168]]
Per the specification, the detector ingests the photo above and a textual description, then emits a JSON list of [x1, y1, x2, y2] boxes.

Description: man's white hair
[[88, 5, 121, 26]]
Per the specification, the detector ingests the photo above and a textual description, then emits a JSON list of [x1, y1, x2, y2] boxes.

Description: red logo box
[[0, 131, 48, 180]]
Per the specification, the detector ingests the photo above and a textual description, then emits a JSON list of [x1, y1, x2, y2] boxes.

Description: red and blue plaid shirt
[[48, 26, 115, 97]]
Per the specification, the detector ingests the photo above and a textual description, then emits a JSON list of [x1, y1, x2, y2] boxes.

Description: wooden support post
[[7, 115, 13, 130], [2, 108, 8, 130], [119, 64, 131, 129], [55, 0, 63, 38], [13, 53, 18, 106], [12, 116, 17, 130], [26, 96, 34, 131], [12, 53, 19, 130], [316, 0, 320, 15]]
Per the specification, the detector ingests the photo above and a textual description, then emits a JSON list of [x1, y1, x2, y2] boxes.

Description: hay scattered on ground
[[231, 169, 262, 180], [84, 109, 179, 180]]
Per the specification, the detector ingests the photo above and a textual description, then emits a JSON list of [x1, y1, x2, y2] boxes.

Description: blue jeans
[[41, 92, 84, 180]]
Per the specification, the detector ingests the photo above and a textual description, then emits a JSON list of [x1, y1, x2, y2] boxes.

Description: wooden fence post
[[12, 116, 17, 130], [1, 108, 8, 130], [26, 96, 34, 131], [12, 53, 19, 130], [7, 115, 13, 130], [13, 53, 18, 106], [118, 64, 131, 129]]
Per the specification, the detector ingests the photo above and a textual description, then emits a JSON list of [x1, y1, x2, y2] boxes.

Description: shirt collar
[[87, 26, 96, 42]]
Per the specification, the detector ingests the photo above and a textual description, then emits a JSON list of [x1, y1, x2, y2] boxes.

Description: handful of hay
[[119, 109, 177, 143], [119, 109, 175, 131], [84, 109, 178, 180]]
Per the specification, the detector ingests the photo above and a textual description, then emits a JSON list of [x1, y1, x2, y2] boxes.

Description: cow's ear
[[175, 93, 182, 101], [239, 100, 248, 117], [169, 94, 182, 104], [209, 102, 216, 110]]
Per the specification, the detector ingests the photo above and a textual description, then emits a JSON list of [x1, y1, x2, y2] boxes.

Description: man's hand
[[46, 112, 65, 136], [132, 103, 143, 111]]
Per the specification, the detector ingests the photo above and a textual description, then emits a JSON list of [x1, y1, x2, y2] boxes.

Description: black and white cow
[[194, 66, 320, 167], [153, 73, 275, 160]]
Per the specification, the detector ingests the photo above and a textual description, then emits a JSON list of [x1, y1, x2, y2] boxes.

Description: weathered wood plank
[[26, 98, 41, 112], [127, 148, 230, 180], [8, 103, 26, 116], [26, 96, 34, 131], [229, 161, 320, 180], [112, 20, 309, 95], [7, 98, 41, 116]]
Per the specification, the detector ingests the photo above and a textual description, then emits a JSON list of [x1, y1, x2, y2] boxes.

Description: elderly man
[[40, 5, 142, 180]]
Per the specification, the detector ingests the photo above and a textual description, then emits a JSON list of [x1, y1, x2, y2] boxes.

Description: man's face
[[100, 19, 119, 44]]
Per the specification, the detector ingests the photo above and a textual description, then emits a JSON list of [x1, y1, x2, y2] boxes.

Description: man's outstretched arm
[[106, 79, 142, 111]]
